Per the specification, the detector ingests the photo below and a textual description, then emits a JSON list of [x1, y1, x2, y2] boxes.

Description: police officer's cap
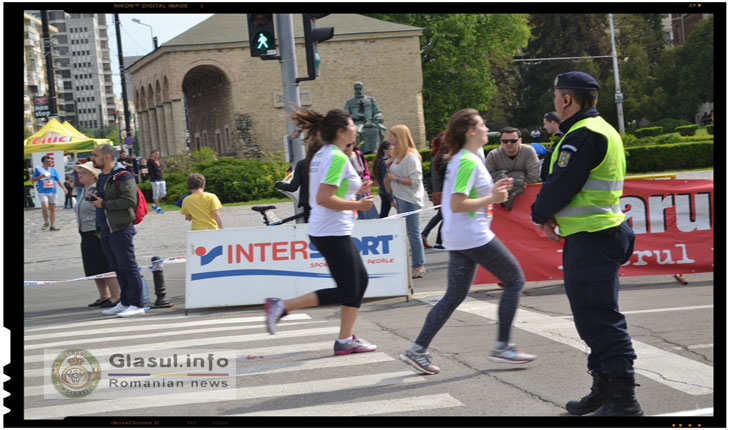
[[554, 71, 600, 90]]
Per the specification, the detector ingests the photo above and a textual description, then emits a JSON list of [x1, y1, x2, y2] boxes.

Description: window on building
[[225, 127, 231, 148]]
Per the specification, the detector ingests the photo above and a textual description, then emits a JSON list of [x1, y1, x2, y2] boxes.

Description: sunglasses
[[501, 139, 519, 144]]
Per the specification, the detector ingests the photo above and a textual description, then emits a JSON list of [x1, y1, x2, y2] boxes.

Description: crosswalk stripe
[[24, 326, 340, 364], [23, 314, 311, 342], [25, 350, 391, 398], [556, 304, 713, 318], [25, 340, 336, 380], [654, 407, 714, 416], [24, 319, 321, 350], [412, 292, 713, 395], [234, 393, 463, 416], [24, 371, 425, 419], [23, 309, 267, 333]]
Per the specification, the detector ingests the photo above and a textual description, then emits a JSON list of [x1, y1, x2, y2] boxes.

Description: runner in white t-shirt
[[399, 108, 537, 375], [265, 108, 378, 356]]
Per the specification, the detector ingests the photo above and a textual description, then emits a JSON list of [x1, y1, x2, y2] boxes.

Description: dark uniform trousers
[[563, 220, 637, 378]]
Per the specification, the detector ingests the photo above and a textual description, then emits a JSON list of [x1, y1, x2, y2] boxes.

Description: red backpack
[[113, 170, 148, 225]]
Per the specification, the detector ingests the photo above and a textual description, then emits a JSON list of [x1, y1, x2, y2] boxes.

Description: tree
[[655, 16, 713, 121], [510, 14, 611, 129], [365, 14, 530, 142]]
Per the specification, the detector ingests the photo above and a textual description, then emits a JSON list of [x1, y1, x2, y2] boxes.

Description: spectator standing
[[345, 143, 379, 220], [274, 158, 311, 222], [129, 153, 140, 184], [87, 144, 146, 318], [421, 131, 448, 249], [485, 127, 541, 210], [384, 124, 427, 279], [180, 173, 224, 230], [31, 155, 67, 231], [147, 150, 166, 214], [73, 161, 121, 308], [118, 151, 133, 171], [24, 166, 34, 208], [371, 140, 395, 218], [63, 176, 74, 209], [541, 111, 564, 182], [399, 108, 535, 375], [265, 107, 377, 356], [139, 157, 149, 182], [72, 162, 85, 206], [531, 71, 641, 416]]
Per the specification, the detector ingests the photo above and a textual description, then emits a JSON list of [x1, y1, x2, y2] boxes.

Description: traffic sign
[[124, 136, 134, 146]]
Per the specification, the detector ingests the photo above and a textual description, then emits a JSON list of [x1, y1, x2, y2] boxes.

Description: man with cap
[[530, 71, 641, 416]]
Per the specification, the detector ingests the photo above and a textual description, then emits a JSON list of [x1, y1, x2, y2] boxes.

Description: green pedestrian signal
[[247, 14, 276, 57], [257, 32, 269, 50]]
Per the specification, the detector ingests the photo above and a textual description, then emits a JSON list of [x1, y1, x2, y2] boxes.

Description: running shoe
[[50, 226, 61, 231], [264, 298, 288, 334], [333, 335, 377, 355], [155, 207, 164, 214], [488, 344, 536, 364], [400, 349, 440, 375], [41, 223, 49, 231]]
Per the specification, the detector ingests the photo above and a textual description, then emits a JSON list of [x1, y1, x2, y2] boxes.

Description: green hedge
[[675, 124, 699, 136], [650, 118, 692, 134], [632, 127, 663, 138], [625, 141, 713, 173]]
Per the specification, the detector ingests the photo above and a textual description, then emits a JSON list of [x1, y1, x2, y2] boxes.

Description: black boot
[[584, 376, 643, 416], [565, 370, 608, 415]]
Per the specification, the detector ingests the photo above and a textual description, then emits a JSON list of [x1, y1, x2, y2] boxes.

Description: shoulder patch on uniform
[[557, 151, 572, 168], [561, 144, 578, 152]]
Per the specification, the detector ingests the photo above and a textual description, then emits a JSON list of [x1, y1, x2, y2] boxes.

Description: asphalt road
[[17, 170, 716, 425]]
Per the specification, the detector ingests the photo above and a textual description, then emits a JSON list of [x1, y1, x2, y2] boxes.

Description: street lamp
[[131, 18, 157, 50]]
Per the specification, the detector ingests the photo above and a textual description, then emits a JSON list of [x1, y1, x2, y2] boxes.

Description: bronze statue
[[344, 81, 385, 154]]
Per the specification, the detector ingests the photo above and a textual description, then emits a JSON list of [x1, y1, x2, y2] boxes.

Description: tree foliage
[[365, 13, 530, 141]]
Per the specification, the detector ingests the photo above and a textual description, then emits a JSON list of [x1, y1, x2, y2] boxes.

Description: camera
[[85, 195, 97, 201]]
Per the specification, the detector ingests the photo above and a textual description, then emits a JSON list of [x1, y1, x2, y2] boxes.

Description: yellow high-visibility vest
[[549, 116, 626, 236]]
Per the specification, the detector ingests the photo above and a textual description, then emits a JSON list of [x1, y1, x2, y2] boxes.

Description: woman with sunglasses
[[265, 107, 378, 356]]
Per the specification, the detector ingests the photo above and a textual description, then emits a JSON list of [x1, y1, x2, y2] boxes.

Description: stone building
[[126, 14, 425, 159]]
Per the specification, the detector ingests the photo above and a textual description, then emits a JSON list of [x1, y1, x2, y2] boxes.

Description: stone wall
[[130, 24, 424, 160]]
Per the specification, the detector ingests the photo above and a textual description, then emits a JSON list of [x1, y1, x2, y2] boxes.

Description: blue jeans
[[396, 197, 426, 268], [99, 226, 144, 308]]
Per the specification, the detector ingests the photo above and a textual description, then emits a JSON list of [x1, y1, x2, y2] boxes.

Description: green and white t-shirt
[[441, 148, 495, 250], [308, 144, 362, 237]]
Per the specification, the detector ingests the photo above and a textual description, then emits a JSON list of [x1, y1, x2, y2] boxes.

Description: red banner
[[474, 179, 714, 284]]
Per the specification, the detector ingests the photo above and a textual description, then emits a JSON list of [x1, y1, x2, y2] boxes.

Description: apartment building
[[26, 11, 116, 132], [23, 12, 63, 133]]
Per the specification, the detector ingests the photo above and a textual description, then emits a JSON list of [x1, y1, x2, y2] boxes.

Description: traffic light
[[302, 14, 334, 79], [247, 14, 277, 57], [113, 111, 117, 121]]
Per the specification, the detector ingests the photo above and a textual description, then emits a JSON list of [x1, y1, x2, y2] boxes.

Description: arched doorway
[[182, 65, 234, 156]]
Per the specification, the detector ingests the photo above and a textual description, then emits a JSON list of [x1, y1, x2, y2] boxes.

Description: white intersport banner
[[185, 218, 410, 309]]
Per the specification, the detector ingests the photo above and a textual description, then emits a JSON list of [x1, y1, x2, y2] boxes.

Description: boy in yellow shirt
[[180, 173, 224, 230]]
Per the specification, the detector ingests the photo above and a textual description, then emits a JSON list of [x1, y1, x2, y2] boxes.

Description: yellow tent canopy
[[24, 118, 111, 154]]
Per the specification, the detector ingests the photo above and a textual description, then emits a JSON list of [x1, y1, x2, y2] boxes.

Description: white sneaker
[[117, 305, 145, 318], [102, 302, 128, 315]]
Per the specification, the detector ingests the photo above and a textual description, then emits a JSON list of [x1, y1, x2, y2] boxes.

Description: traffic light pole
[[275, 14, 306, 222]]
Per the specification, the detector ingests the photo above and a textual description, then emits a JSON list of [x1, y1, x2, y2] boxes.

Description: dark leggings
[[415, 237, 525, 348], [309, 235, 369, 308]]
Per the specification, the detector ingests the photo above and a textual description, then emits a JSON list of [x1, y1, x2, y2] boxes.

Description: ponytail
[[288, 106, 351, 169]]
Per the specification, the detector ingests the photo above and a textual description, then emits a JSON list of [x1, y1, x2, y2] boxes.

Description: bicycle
[[251, 205, 304, 226], [252, 186, 305, 226]]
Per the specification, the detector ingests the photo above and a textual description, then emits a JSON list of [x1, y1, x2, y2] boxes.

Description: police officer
[[530, 71, 642, 416]]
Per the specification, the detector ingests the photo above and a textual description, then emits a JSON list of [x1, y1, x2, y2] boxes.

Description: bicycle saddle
[[252, 205, 276, 213]]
